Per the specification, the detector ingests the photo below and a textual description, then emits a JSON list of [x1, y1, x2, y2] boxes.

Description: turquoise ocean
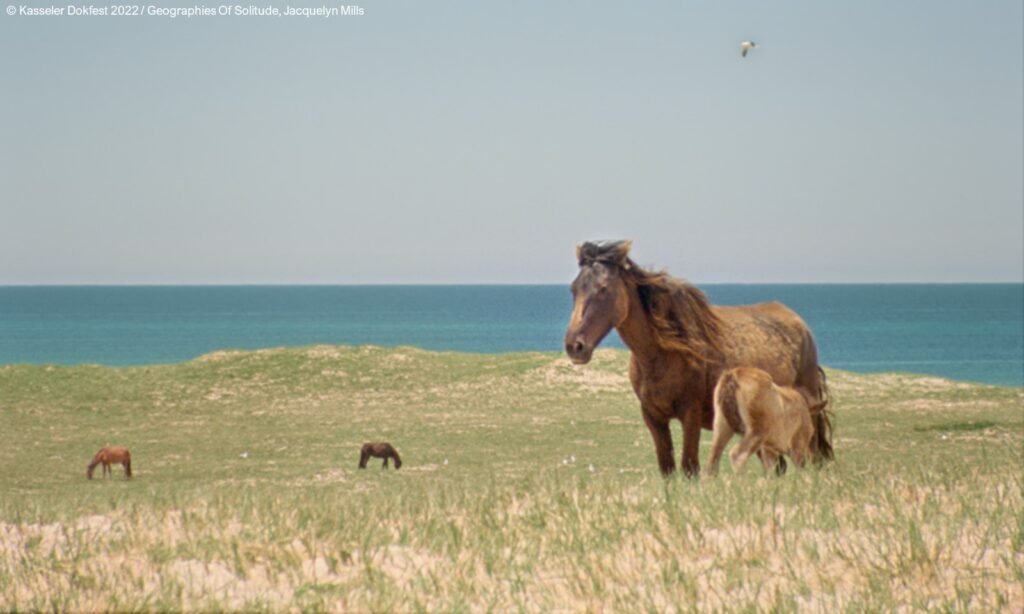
[[0, 285, 1020, 386]]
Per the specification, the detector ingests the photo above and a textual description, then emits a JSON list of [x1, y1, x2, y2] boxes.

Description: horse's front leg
[[382, 457, 389, 469], [680, 404, 703, 478], [642, 410, 675, 476]]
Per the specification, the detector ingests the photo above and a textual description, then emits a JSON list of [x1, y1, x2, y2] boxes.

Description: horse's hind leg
[[759, 449, 781, 476], [704, 415, 735, 478], [791, 449, 806, 469], [730, 435, 762, 474], [791, 438, 809, 469], [757, 451, 787, 476], [680, 404, 703, 478]]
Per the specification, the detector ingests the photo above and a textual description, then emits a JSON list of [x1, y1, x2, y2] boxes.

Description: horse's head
[[565, 240, 633, 365]]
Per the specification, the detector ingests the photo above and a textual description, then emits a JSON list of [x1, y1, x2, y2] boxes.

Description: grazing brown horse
[[86, 446, 132, 479], [358, 442, 402, 469], [565, 240, 833, 477], [704, 367, 828, 476]]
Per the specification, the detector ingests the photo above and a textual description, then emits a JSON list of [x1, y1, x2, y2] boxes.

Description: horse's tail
[[713, 368, 745, 434], [810, 366, 835, 464], [124, 451, 132, 478]]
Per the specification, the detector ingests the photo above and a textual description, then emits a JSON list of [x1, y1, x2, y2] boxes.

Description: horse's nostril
[[572, 341, 585, 355]]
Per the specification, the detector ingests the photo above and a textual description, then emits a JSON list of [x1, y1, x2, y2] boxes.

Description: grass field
[[1, 345, 1021, 611]]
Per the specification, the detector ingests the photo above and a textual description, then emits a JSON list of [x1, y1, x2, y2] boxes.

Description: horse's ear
[[612, 240, 632, 264], [575, 244, 583, 264], [809, 401, 828, 415]]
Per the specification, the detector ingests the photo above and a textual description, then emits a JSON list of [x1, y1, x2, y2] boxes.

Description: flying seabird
[[740, 41, 758, 58]]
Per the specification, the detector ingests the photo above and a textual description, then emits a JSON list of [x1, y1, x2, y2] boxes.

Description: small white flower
[[240, 452, 249, 459], [443, 458, 449, 465], [570, 454, 576, 463], [588, 464, 595, 473]]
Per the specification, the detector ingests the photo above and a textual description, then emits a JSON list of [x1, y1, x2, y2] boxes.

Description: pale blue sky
[[1, 1, 1021, 283]]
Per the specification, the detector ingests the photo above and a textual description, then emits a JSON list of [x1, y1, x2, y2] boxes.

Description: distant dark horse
[[564, 241, 833, 477], [86, 446, 132, 479], [358, 442, 402, 469]]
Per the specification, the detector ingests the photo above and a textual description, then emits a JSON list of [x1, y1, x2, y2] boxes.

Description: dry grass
[[0, 346, 1021, 611]]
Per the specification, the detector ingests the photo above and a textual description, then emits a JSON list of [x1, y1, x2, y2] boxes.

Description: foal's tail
[[713, 368, 745, 434], [124, 451, 132, 478], [811, 366, 835, 464]]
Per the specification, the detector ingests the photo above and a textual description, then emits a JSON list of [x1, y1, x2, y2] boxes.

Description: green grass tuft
[[913, 420, 999, 432]]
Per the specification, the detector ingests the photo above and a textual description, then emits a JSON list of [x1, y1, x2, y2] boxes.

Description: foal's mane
[[577, 242, 724, 364]]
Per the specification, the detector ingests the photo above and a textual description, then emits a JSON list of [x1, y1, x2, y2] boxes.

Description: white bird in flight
[[740, 41, 758, 58]]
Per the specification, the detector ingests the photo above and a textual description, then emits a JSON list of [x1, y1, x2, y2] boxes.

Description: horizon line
[[1, 280, 1022, 287]]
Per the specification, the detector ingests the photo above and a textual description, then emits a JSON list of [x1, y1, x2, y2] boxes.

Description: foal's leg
[[791, 448, 806, 469], [704, 414, 735, 478], [730, 434, 762, 474], [643, 410, 676, 476], [791, 437, 810, 469], [759, 449, 781, 476], [757, 451, 788, 476]]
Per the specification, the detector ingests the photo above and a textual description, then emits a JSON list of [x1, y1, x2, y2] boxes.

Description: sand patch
[[530, 357, 629, 393], [194, 350, 246, 363], [304, 346, 348, 360]]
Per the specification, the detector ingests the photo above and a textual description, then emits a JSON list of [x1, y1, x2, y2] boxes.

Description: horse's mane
[[578, 241, 724, 364], [623, 259, 724, 364]]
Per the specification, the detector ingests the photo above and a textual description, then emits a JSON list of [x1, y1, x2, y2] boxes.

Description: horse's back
[[713, 303, 819, 387], [363, 442, 396, 456], [104, 446, 130, 462]]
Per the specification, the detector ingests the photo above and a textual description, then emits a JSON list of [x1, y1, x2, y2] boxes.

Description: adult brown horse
[[564, 240, 833, 477], [86, 446, 132, 479]]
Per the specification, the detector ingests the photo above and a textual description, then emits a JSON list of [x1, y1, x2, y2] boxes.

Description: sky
[[1, 1, 1021, 284]]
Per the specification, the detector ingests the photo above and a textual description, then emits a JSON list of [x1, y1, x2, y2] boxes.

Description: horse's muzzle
[[565, 338, 594, 365]]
